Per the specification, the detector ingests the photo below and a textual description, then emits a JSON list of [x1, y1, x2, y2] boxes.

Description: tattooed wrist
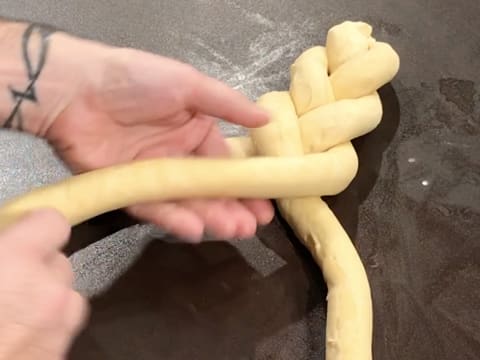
[[1, 19, 117, 137], [3, 23, 56, 130]]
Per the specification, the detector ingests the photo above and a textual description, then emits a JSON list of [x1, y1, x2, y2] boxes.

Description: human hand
[[0, 209, 88, 360], [42, 38, 274, 242]]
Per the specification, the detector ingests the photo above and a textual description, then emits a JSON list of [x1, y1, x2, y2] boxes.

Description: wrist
[[0, 21, 112, 137], [34, 31, 113, 136]]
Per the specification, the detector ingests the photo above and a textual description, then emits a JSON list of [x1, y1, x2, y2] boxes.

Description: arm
[[0, 19, 110, 136]]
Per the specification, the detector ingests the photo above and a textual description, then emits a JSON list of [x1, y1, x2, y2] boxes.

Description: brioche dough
[[290, 46, 335, 115], [0, 20, 400, 360], [239, 21, 398, 360], [0, 148, 357, 230], [226, 91, 383, 156], [330, 42, 399, 100]]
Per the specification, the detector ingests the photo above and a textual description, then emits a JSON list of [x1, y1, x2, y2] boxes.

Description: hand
[[0, 209, 88, 360], [44, 42, 274, 242]]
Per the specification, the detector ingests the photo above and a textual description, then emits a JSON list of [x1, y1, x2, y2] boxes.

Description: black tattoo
[[4, 23, 56, 130]]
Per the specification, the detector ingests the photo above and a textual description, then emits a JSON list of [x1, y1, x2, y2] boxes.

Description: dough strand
[[0, 148, 357, 231]]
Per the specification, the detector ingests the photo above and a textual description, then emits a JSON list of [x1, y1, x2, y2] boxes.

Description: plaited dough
[[326, 20, 375, 73], [249, 75, 373, 360], [0, 20, 400, 360], [330, 41, 399, 100], [226, 91, 383, 156], [289, 46, 335, 115], [299, 92, 382, 153], [243, 20, 398, 360]]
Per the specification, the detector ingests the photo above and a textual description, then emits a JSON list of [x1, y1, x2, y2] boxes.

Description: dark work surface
[[1, 0, 479, 359]]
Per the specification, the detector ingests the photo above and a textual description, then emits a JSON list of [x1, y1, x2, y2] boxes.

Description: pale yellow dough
[[289, 46, 335, 115], [226, 91, 383, 156], [0, 148, 357, 230], [244, 20, 398, 360], [0, 20, 400, 360]]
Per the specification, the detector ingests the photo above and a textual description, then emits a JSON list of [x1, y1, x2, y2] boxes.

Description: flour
[[224, 0, 276, 29], [207, 20, 317, 101], [176, 4, 319, 135]]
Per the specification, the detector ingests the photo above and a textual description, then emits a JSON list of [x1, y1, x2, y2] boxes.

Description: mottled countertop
[[0, 0, 479, 359]]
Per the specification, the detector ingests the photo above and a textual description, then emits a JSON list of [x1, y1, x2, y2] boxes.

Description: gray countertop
[[0, 1, 479, 359]]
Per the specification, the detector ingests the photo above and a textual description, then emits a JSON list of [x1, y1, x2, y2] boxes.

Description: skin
[[46, 47, 275, 241], [0, 19, 274, 359], [0, 209, 88, 360]]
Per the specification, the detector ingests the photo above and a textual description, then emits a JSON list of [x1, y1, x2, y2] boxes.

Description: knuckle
[[53, 254, 75, 285], [28, 208, 70, 237], [37, 285, 88, 334], [182, 63, 200, 80], [35, 285, 72, 328], [168, 62, 200, 102], [41, 208, 70, 230], [109, 47, 138, 64], [182, 64, 201, 90], [65, 291, 90, 334]]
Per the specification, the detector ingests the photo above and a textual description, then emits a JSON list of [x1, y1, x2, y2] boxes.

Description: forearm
[[0, 19, 110, 136]]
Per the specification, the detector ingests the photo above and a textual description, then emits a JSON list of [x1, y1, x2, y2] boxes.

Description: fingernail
[[183, 233, 204, 244], [204, 231, 220, 241]]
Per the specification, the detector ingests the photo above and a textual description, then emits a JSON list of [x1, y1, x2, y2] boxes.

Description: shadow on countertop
[[68, 229, 327, 360], [66, 85, 400, 359]]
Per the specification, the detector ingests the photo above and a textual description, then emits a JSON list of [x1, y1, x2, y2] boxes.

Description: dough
[[326, 20, 375, 73], [246, 21, 398, 360], [289, 46, 335, 115], [0, 147, 358, 231], [226, 91, 383, 156], [330, 41, 400, 100], [0, 20, 400, 360]]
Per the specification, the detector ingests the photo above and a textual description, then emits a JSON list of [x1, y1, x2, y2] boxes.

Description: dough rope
[[0, 20, 399, 359], [0, 148, 357, 230]]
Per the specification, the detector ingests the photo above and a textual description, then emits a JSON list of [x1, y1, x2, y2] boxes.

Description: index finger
[[189, 70, 270, 128], [0, 208, 71, 259]]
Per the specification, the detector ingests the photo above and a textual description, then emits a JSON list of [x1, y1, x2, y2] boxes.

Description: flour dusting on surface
[[224, 0, 276, 29], [172, 3, 321, 136], [187, 21, 318, 99]]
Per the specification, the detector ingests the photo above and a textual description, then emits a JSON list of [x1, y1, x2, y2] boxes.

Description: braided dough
[[0, 21, 399, 359], [243, 22, 398, 360]]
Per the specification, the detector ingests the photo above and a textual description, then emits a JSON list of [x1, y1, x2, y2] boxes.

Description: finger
[[192, 122, 269, 238], [194, 127, 275, 230], [1, 208, 71, 259], [189, 70, 269, 128], [20, 343, 64, 360], [57, 291, 89, 356], [130, 122, 228, 243], [28, 291, 88, 360], [63, 291, 89, 337], [181, 199, 239, 239], [241, 199, 275, 226], [192, 123, 254, 238], [225, 200, 258, 239], [48, 253, 74, 287], [128, 202, 205, 242]]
